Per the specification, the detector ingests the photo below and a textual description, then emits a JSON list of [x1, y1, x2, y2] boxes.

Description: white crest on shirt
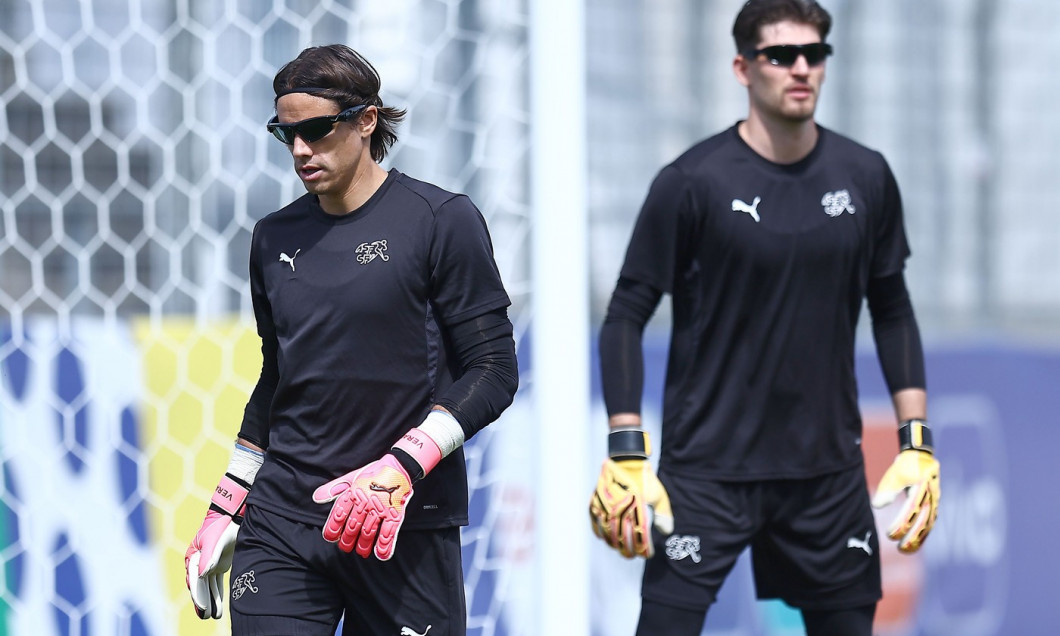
[[821, 189, 856, 217], [356, 239, 390, 265]]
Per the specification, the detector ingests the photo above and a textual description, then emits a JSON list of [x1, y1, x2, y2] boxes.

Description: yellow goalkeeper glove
[[589, 428, 674, 559], [871, 419, 940, 553]]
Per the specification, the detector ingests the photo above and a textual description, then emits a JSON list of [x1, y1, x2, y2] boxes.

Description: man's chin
[[300, 180, 326, 195], [779, 107, 816, 125]]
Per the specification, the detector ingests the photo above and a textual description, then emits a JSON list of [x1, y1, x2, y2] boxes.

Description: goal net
[[0, 2, 539, 635]]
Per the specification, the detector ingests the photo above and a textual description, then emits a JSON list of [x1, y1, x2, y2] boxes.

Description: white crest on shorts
[[230, 570, 259, 600], [356, 239, 390, 264], [664, 534, 702, 563], [846, 531, 873, 555], [821, 189, 856, 217], [400, 625, 432, 636]]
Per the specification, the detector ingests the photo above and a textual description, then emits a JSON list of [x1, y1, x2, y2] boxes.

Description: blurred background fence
[[588, 0, 1060, 340], [0, 1, 1057, 635]]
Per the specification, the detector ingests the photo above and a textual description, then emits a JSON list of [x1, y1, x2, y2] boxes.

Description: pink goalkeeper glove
[[184, 442, 262, 620], [312, 454, 415, 560], [184, 473, 250, 619], [313, 412, 462, 560]]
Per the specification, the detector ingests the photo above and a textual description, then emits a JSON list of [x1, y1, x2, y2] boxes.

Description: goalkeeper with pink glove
[[591, 2, 938, 635], [183, 44, 518, 636]]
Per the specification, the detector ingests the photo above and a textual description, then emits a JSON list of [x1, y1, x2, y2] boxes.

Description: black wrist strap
[[898, 419, 934, 454], [390, 447, 425, 483], [608, 428, 649, 460]]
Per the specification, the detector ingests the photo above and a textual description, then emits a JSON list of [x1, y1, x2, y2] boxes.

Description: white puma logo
[[279, 249, 301, 271], [846, 531, 873, 555], [399, 626, 431, 636], [731, 196, 761, 223]]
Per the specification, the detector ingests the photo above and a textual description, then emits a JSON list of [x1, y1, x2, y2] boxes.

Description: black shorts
[[229, 505, 466, 636], [642, 463, 881, 613]]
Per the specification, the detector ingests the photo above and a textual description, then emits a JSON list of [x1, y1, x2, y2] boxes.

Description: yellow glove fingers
[[620, 498, 653, 558], [896, 477, 939, 553], [871, 463, 905, 509], [595, 497, 622, 551], [645, 474, 675, 536], [874, 449, 940, 554], [617, 507, 635, 557], [589, 493, 608, 541], [614, 503, 629, 554], [590, 479, 638, 557], [887, 476, 927, 539], [589, 452, 672, 560], [897, 503, 931, 553]]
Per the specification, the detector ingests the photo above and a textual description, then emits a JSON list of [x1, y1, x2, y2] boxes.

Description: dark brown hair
[[731, 0, 832, 53], [273, 45, 406, 162]]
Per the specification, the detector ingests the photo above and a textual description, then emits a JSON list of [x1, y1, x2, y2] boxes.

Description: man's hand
[[590, 458, 674, 558], [184, 473, 251, 619], [872, 419, 940, 553], [313, 454, 414, 560], [589, 428, 673, 559]]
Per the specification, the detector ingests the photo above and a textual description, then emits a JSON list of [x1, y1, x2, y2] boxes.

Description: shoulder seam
[[392, 173, 463, 216]]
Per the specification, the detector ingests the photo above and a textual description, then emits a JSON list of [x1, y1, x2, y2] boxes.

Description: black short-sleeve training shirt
[[620, 124, 909, 480], [244, 169, 511, 528]]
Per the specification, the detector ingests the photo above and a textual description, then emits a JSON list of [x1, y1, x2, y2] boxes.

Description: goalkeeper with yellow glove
[[591, 3, 938, 635], [590, 422, 674, 559]]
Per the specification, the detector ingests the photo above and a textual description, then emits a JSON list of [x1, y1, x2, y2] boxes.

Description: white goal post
[[0, 1, 589, 635]]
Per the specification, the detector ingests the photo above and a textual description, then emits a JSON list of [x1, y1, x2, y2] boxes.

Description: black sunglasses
[[266, 104, 368, 144], [745, 43, 833, 67]]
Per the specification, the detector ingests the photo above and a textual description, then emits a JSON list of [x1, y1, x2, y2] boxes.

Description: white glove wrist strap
[[418, 409, 465, 457], [392, 410, 465, 477], [229, 442, 265, 484]]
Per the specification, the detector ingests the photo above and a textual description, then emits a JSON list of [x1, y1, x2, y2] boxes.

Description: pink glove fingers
[[375, 505, 406, 560], [315, 455, 413, 559], [355, 499, 385, 558], [344, 491, 374, 555], [194, 511, 229, 577], [314, 479, 352, 503], [322, 488, 355, 545]]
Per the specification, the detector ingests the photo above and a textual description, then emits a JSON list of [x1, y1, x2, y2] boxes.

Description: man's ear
[[733, 54, 751, 87], [358, 105, 379, 138]]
